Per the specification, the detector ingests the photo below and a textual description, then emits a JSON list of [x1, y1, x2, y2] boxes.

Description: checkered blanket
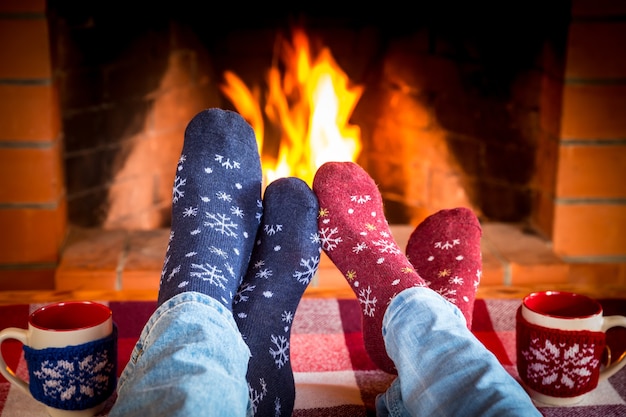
[[1, 298, 625, 416]]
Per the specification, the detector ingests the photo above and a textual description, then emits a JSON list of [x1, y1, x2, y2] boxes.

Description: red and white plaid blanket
[[1, 298, 625, 416]]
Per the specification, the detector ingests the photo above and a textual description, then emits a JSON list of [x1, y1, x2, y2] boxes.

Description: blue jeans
[[108, 292, 252, 417], [110, 289, 540, 416], [377, 287, 541, 417]]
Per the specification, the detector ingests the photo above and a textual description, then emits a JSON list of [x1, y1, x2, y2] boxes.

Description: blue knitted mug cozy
[[23, 325, 118, 411]]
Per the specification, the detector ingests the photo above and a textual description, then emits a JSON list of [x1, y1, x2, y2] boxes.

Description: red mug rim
[[30, 301, 112, 331], [522, 291, 602, 319]]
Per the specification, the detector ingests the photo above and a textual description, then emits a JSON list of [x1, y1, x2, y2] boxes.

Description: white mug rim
[[522, 291, 603, 331]]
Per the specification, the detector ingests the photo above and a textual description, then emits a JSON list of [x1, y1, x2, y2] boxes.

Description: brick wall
[[552, 0, 626, 261], [0, 0, 66, 290]]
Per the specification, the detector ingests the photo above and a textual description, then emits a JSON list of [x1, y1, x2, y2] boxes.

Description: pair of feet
[[315, 162, 483, 374], [157, 109, 482, 416], [157, 109, 319, 416]]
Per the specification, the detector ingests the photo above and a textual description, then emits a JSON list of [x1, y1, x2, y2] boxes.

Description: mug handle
[[0, 327, 31, 395], [599, 315, 626, 381]]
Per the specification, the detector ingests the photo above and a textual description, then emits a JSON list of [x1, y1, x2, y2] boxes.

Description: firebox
[[50, 1, 571, 227]]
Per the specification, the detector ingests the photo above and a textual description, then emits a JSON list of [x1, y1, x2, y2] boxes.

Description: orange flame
[[220, 28, 363, 187]]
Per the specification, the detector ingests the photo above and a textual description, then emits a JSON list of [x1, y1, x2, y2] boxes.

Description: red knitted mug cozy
[[516, 307, 606, 399]]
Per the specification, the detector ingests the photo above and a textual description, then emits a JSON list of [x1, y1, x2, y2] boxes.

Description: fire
[[220, 28, 363, 187]]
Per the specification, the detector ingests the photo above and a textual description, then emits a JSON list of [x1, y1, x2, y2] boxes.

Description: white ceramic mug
[[516, 291, 626, 406], [0, 301, 116, 417]]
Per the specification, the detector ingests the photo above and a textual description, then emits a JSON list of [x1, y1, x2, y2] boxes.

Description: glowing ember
[[220, 27, 363, 187]]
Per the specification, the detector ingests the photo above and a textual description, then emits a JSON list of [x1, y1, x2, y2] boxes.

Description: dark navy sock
[[157, 108, 263, 309], [234, 177, 320, 416]]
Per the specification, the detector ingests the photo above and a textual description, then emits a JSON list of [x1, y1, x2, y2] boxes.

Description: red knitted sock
[[405, 207, 482, 328], [313, 161, 426, 374]]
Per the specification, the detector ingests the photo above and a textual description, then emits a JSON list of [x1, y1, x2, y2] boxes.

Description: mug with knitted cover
[[0, 301, 117, 417], [516, 291, 626, 406]]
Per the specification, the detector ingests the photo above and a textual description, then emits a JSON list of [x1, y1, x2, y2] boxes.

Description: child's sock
[[157, 108, 263, 309], [312, 161, 426, 374], [405, 207, 482, 328], [233, 177, 320, 416]]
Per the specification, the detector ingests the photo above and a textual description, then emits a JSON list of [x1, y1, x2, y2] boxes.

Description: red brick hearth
[[0, 0, 625, 292], [51, 224, 626, 294]]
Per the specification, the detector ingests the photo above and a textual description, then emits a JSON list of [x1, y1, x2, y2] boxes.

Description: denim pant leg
[[109, 292, 252, 417], [376, 287, 541, 417]]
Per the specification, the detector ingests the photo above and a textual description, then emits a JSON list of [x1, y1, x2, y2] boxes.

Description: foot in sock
[[312, 161, 426, 374], [233, 177, 320, 416], [405, 207, 482, 328], [157, 108, 263, 309]]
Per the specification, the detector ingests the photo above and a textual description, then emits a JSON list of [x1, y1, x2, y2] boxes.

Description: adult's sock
[[312, 161, 426, 374], [405, 207, 482, 328], [157, 108, 263, 309], [234, 177, 320, 416]]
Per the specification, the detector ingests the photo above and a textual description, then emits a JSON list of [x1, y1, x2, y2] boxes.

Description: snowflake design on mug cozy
[[522, 338, 599, 390], [32, 350, 115, 403]]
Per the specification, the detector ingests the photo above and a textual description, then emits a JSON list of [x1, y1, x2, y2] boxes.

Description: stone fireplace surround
[[0, 0, 625, 291]]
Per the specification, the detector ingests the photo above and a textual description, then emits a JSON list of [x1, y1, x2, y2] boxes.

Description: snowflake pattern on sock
[[423, 237, 481, 304], [157, 109, 262, 308], [237, 243, 319, 417], [313, 161, 425, 374], [317, 203, 422, 315], [406, 207, 482, 328], [234, 177, 320, 416]]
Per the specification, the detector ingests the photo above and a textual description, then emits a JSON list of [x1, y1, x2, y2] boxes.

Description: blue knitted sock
[[157, 108, 263, 309], [234, 177, 320, 417]]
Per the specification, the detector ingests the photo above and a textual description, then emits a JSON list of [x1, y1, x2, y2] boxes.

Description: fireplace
[[50, 1, 570, 228], [1, 0, 625, 290]]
